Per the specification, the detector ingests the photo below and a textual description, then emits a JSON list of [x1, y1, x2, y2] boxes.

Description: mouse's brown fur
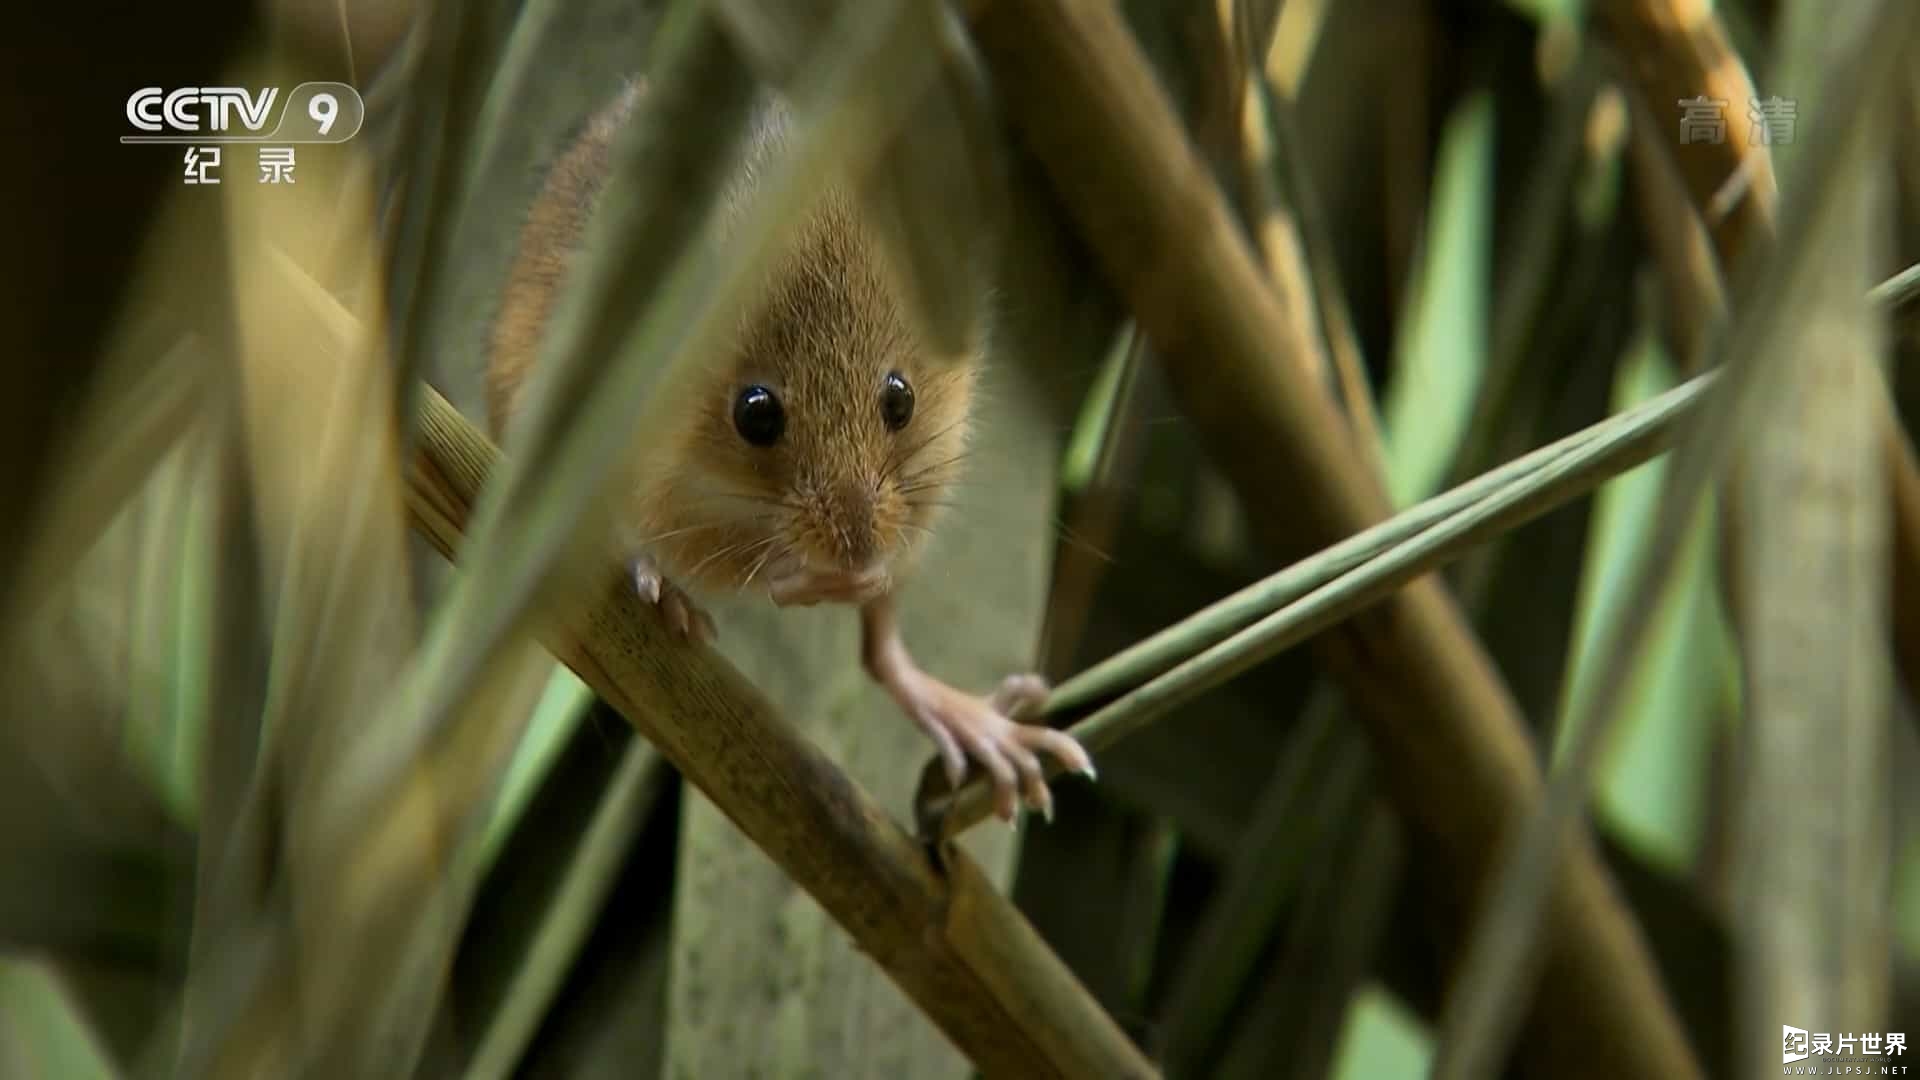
[[486, 82, 981, 599], [486, 81, 642, 435]]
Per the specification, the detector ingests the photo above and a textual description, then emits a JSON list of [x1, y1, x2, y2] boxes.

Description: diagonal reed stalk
[[329, 0, 765, 817], [932, 361, 1711, 829], [928, 257, 1915, 833], [339, 0, 979, 825], [1037, 261, 1917, 732], [406, 383, 1159, 1078]]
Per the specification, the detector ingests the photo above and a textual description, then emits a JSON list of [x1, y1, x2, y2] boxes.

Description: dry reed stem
[[405, 385, 1158, 1080], [963, 1, 1703, 1075]]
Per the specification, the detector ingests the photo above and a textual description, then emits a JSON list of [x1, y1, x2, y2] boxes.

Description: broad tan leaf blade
[[374, 1, 765, 775], [1730, 0, 1896, 1066], [188, 12, 761, 1068], [1430, 3, 1920, 1072], [154, 50, 550, 1076]]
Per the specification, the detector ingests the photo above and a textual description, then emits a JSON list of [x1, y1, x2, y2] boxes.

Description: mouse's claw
[[631, 554, 717, 644], [861, 596, 1094, 825], [987, 673, 1049, 719], [891, 668, 1092, 824]]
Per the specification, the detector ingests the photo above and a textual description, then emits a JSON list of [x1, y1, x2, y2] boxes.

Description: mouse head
[[638, 187, 981, 606]]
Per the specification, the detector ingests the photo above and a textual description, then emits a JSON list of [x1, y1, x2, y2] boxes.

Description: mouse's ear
[[855, 14, 1005, 365]]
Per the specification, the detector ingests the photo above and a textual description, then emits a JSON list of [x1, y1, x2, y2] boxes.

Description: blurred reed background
[[3, 0, 1920, 1077]]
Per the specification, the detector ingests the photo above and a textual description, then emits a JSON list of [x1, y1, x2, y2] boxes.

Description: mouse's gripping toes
[[631, 553, 717, 644], [859, 595, 1094, 824]]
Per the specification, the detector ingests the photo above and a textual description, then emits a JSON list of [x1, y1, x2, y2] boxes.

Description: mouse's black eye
[[733, 385, 785, 447], [880, 371, 914, 432]]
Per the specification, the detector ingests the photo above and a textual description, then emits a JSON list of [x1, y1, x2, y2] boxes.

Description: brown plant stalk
[[962, 0, 1703, 1075]]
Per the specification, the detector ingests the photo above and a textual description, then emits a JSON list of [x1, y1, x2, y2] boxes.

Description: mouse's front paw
[[900, 670, 1095, 824], [631, 554, 717, 644]]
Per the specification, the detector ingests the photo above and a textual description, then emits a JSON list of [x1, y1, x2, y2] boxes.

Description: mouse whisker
[[895, 475, 955, 493], [912, 416, 969, 454], [723, 533, 781, 566], [895, 473, 968, 498], [626, 513, 779, 552], [708, 489, 801, 511], [1051, 518, 1117, 563], [894, 452, 973, 487], [879, 418, 968, 485], [671, 484, 764, 506], [683, 535, 768, 580], [877, 418, 963, 482], [690, 486, 808, 516], [738, 537, 791, 590], [627, 521, 732, 547], [832, 514, 853, 560]]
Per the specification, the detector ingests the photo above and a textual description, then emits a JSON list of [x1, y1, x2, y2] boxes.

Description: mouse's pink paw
[[631, 554, 717, 644], [895, 669, 1094, 824]]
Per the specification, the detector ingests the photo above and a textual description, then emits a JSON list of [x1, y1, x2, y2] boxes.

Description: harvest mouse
[[486, 80, 1093, 822]]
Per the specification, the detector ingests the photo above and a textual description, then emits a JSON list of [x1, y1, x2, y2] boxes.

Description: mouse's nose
[[821, 484, 878, 569]]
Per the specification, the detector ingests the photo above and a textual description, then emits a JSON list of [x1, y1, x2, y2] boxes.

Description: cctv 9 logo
[[122, 82, 364, 144]]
